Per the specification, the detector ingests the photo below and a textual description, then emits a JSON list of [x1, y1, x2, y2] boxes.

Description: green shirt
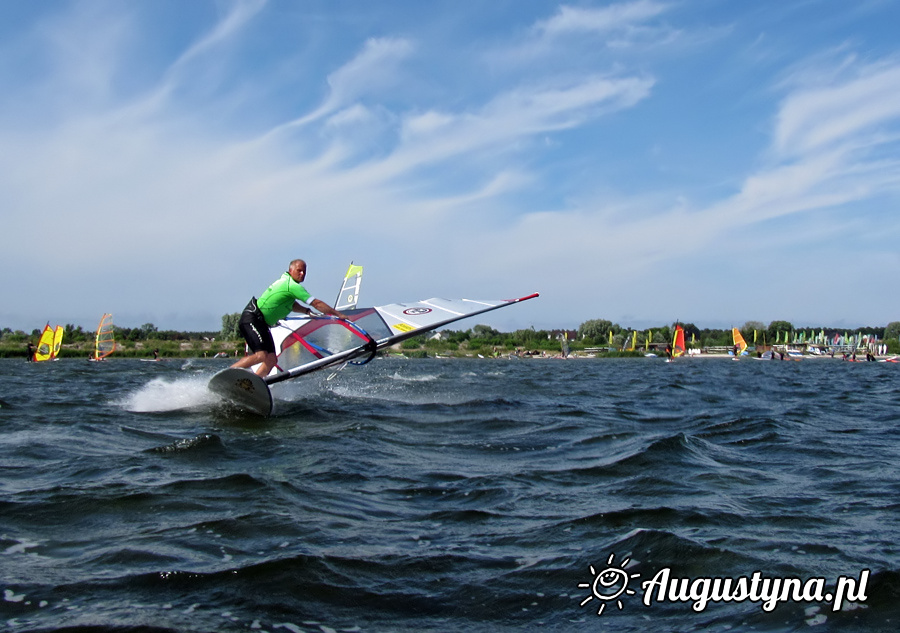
[[257, 273, 315, 326]]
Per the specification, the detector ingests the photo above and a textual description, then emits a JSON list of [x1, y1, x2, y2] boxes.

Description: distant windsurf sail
[[334, 262, 363, 311], [52, 326, 64, 358], [34, 324, 55, 362], [732, 327, 748, 355], [94, 313, 116, 360], [672, 324, 686, 358]]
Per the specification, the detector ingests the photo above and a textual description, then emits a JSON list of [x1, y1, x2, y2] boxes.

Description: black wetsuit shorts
[[238, 297, 276, 354]]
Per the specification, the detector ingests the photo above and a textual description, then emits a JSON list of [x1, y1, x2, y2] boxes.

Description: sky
[[2, 0, 900, 334]]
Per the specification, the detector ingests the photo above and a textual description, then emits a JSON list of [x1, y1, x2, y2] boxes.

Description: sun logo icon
[[578, 552, 640, 616]]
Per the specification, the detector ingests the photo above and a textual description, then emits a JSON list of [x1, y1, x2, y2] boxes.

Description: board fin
[[208, 368, 274, 417]]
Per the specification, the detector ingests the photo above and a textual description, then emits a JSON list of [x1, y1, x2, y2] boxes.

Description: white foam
[[389, 372, 439, 382], [119, 376, 220, 412], [3, 539, 39, 555], [4, 589, 25, 602]]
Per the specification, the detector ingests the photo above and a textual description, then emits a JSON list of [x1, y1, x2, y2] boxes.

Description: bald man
[[231, 259, 347, 376]]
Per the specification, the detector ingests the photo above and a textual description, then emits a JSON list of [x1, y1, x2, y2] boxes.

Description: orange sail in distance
[[732, 328, 748, 355], [672, 325, 686, 358], [93, 313, 116, 360]]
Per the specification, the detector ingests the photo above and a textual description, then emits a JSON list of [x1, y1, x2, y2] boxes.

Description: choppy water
[[1, 356, 898, 632]]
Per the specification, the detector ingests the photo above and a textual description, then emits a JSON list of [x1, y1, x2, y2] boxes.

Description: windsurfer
[[26, 342, 34, 361], [231, 259, 348, 377]]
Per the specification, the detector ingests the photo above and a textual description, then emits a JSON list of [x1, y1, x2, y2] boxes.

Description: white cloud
[[274, 37, 414, 130], [775, 61, 900, 158], [536, 0, 669, 37], [173, 0, 266, 71], [364, 74, 655, 185], [402, 110, 456, 139]]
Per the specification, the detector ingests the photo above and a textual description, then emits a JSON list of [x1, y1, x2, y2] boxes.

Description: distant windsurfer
[[26, 342, 34, 361], [231, 259, 348, 377]]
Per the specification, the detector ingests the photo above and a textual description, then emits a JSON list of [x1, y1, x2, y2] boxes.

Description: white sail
[[270, 295, 539, 378], [334, 262, 363, 311]]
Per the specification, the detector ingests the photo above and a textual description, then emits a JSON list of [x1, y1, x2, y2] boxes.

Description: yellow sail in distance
[[34, 324, 55, 362], [52, 326, 64, 358], [335, 262, 364, 311], [94, 313, 116, 360], [732, 327, 748, 355], [344, 263, 363, 280]]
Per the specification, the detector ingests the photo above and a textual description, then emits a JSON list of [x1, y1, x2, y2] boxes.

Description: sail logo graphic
[[578, 553, 640, 616], [403, 307, 432, 315]]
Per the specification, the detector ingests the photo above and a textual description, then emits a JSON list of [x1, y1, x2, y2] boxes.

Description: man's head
[[288, 259, 307, 282]]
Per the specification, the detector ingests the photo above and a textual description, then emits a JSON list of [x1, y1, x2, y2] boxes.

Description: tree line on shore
[[1, 316, 897, 359]]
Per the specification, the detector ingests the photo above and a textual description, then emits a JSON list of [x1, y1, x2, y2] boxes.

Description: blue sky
[[2, 0, 899, 334]]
